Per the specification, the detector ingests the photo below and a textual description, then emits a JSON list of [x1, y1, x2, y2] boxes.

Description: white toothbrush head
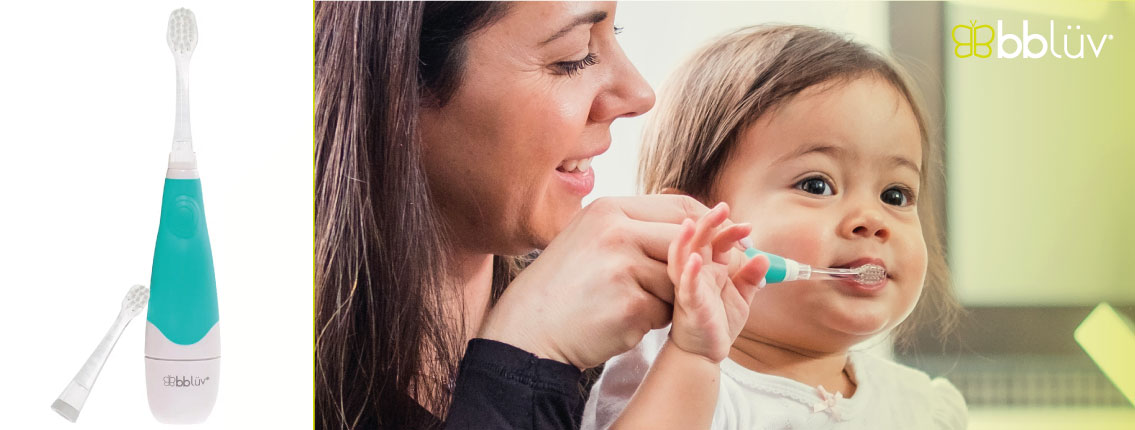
[[167, 8, 199, 171], [855, 264, 887, 285], [167, 8, 198, 58], [121, 284, 149, 318]]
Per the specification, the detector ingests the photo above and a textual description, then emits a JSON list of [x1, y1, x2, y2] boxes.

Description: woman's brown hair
[[314, 2, 510, 429], [639, 24, 960, 349]]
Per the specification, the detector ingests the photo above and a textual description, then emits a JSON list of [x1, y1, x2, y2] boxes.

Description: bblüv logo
[[953, 19, 1115, 59], [163, 374, 211, 387]]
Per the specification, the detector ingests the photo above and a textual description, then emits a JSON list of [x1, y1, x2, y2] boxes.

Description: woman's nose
[[589, 43, 655, 122]]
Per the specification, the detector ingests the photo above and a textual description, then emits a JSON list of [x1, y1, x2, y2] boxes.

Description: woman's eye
[[796, 177, 833, 196], [881, 186, 914, 207], [552, 52, 599, 76]]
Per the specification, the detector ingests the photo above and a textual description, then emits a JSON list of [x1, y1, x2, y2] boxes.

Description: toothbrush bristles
[[855, 264, 887, 285], [167, 8, 198, 56], [122, 284, 150, 315]]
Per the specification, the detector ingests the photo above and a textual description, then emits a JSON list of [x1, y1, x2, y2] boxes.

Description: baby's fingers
[[733, 254, 770, 305], [678, 253, 705, 310], [711, 223, 752, 265], [689, 202, 730, 256], [668, 218, 696, 284]]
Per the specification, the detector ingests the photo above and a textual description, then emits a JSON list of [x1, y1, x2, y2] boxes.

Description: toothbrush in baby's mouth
[[744, 248, 887, 285]]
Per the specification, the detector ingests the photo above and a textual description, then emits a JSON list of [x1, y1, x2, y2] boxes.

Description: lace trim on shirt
[[720, 355, 867, 422]]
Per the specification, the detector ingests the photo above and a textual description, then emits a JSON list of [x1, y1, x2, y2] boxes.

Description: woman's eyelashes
[[550, 24, 622, 77], [551, 52, 599, 76], [794, 175, 917, 207]]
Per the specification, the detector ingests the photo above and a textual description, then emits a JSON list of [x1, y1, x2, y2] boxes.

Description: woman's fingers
[[623, 220, 686, 263], [639, 290, 675, 332], [596, 197, 754, 315], [631, 255, 677, 304], [599, 196, 745, 266], [599, 194, 710, 224]]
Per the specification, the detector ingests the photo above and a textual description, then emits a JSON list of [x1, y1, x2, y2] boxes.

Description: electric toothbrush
[[144, 8, 220, 424], [744, 248, 887, 285]]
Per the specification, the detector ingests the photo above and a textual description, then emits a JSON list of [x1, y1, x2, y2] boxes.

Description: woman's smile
[[553, 143, 608, 196]]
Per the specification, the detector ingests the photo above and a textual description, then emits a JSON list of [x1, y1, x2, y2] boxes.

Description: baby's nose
[[841, 211, 890, 241]]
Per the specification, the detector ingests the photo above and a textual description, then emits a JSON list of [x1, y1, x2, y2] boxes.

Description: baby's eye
[[881, 186, 915, 207], [796, 177, 834, 196]]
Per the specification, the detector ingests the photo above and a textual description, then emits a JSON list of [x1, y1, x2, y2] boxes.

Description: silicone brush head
[[122, 284, 149, 318], [51, 284, 150, 422], [167, 7, 198, 170], [166, 8, 197, 58], [855, 264, 887, 285]]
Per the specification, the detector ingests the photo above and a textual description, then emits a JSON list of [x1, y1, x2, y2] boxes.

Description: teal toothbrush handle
[[744, 248, 793, 284], [147, 178, 218, 345]]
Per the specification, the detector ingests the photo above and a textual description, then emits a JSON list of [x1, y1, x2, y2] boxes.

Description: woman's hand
[[666, 203, 769, 363], [479, 195, 734, 369]]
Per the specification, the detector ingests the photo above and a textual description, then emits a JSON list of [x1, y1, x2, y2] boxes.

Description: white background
[[0, 1, 312, 428]]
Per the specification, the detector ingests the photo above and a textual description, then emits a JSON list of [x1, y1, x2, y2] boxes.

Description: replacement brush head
[[121, 284, 149, 318], [166, 8, 197, 57]]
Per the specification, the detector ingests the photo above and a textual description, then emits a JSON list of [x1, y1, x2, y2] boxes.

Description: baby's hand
[[667, 203, 769, 363]]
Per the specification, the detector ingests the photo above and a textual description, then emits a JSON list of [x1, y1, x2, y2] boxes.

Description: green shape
[[745, 248, 787, 284], [1074, 302, 1135, 407], [147, 178, 219, 345]]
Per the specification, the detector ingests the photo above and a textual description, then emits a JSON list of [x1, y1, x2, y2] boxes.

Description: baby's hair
[[638, 24, 959, 348]]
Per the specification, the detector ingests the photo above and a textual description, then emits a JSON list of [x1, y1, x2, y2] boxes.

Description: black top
[[437, 338, 589, 429]]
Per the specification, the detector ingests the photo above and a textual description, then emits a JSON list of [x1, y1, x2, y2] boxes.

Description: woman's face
[[714, 76, 928, 353], [421, 2, 654, 255]]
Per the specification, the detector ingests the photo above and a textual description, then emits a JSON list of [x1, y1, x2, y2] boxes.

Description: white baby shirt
[[582, 328, 967, 430]]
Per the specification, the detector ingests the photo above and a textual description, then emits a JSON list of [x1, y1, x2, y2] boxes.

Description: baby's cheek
[[897, 224, 929, 286], [750, 218, 826, 265]]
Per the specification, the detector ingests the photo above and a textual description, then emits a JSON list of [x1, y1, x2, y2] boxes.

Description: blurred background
[[591, 2, 1135, 428]]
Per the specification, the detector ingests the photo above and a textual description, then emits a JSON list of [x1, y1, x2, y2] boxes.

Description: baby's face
[[714, 76, 927, 352]]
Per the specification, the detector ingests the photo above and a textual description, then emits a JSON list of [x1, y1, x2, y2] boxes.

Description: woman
[[315, 2, 729, 428]]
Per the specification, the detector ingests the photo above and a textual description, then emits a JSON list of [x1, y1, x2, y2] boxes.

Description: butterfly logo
[[952, 20, 995, 58]]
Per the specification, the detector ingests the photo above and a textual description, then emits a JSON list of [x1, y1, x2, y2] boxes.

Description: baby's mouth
[[832, 257, 894, 281]]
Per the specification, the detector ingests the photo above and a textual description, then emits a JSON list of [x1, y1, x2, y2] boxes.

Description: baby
[[583, 25, 967, 429]]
